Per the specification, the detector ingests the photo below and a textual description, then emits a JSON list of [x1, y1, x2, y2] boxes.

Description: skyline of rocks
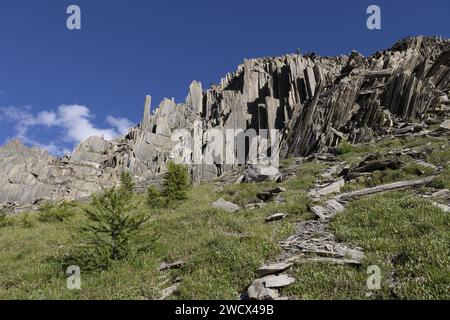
[[0, 35, 449, 208]]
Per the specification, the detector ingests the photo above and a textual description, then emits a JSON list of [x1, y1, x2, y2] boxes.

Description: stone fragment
[[247, 281, 279, 300], [244, 164, 283, 183], [440, 120, 450, 130], [260, 274, 296, 288], [212, 198, 241, 213], [160, 283, 180, 300], [308, 179, 345, 199], [266, 213, 288, 222], [257, 262, 293, 277]]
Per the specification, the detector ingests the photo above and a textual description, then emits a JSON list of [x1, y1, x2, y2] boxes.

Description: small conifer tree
[[119, 171, 135, 196], [82, 187, 147, 261], [162, 161, 190, 202]]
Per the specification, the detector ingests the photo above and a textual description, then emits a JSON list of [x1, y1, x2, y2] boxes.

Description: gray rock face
[[243, 164, 283, 183], [1, 36, 449, 206], [257, 262, 293, 277], [265, 213, 288, 223], [212, 198, 241, 213]]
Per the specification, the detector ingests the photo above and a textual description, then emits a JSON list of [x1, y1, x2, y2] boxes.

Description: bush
[[147, 185, 166, 209], [162, 161, 191, 202], [37, 201, 76, 223]]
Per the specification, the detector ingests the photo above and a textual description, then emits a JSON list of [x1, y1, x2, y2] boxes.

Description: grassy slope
[[0, 135, 449, 299]]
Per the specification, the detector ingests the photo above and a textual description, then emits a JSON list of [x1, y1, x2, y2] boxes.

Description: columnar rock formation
[[1, 36, 449, 206]]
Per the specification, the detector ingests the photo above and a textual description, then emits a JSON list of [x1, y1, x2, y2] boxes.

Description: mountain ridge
[[1, 35, 449, 208]]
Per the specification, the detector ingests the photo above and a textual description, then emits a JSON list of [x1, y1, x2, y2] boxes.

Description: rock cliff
[[1, 36, 449, 207]]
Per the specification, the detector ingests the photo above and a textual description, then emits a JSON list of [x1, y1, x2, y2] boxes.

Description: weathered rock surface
[[212, 198, 241, 213], [265, 213, 288, 223], [257, 262, 293, 277], [159, 283, 180, 300], [247, 274, 295, 300], [280, 220, 365, 264], [243, 164, 283, 183], [1, 36, 449, 206]]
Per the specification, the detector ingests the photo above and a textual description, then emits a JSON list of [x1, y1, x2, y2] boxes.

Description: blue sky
[[0, 0, 449, 155]]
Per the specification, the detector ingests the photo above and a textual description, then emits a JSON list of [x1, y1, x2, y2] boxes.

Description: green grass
[[341, 162, 437, 192], [283, 192, 450, 300], [0, 179, 303, 299], [332, 193, 450, 299], [0, 134, 449, 300], [432, 166, 450, 190]]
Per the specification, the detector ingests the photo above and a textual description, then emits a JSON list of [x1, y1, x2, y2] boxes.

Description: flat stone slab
[[266, 213, 288, 222], [311, 199, 345, 220], [257, 262, 293, 276], [308, 179, 345, 199], [440, 120, 450, 130], [160, 283, 180, 300], [295, 257, 362, 266], [247, 281, 279, 300], [212, 198, 241, 213], [260, 274, 296, 288]]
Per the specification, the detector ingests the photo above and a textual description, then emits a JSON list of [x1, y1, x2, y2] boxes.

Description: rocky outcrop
[[1, 36, 449, 207]]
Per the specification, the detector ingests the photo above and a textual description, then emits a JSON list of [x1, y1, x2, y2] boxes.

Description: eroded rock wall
[[1, 36, 449, 206]]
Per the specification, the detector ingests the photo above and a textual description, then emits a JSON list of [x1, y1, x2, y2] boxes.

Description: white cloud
[[0, 104, 134, 156], [57, 105, 118, 142], [36, 110, 58, 127], [106, 116, 134, 136]]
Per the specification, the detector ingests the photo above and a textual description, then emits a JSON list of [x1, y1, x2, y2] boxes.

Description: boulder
[[247, 281, 279, 300], [160, 283, 180, 300], [257, 262, 293, 277], [266, 213, 288, 222], [440, 120, 450, 130], [243, 164, 282, 183], [212, 198, 241, 213], [263, 274, 296, 288]]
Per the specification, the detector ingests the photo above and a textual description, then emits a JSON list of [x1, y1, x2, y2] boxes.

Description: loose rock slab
[[247, 274, 295, 300], [257, 262, 293, 277], [266, 213, 288, 223], [160, 283, 180, 300], [212, 198, 241, 213], [247, 282, 280, 300], [260, 274, 296, 288], [244, 164, 283, 183], [308, 179, 345, 199], [311, 199, 345, 220]]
